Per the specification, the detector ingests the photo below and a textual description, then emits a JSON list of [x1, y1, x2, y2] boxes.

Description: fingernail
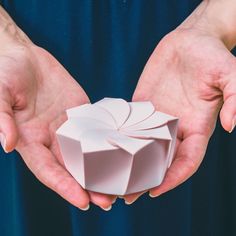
[[125, 198, 138, 205], [229, 117, 236, 133], [0, 133, 7, 153], [149, 193, 158, 198], [80, 204, 90, 211], [125, 200, 134, 205], [118, 196, 123, 199], [112, 198, 117, 204], [101, 205, 112, 211]]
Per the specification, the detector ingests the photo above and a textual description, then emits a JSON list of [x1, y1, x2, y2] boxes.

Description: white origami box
[[56, 98, 178, 195]]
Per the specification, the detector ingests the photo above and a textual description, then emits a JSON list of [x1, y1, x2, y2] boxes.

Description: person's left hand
[[123, 27, 236, 204]]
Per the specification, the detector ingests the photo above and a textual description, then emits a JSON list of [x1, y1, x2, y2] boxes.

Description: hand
[[0, 26, 115, 210], [124, 27, 236, 204]]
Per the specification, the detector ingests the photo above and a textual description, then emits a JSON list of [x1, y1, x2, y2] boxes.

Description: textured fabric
[[0, 1, 235, 236]]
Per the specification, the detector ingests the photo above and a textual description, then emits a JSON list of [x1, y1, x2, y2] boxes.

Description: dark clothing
[[0, 1, 235, 236]]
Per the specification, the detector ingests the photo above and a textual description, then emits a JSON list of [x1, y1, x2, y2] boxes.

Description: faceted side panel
[[125, 140, 170, 195], [56, 134, 85, 188], [84, 149, 133, 195], [166, 119, 178, 168]]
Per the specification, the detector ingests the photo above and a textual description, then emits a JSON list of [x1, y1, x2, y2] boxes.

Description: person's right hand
[[0, 12, 115, 210]]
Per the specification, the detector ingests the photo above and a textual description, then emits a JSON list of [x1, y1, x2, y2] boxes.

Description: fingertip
[[100, 205, 112, 211], [89, 192, 115, 209], [220, 95, 236, 132], [150, 134, 208, 197], [79, 204, 90, 211], [229, 116, 236, 133], [57, 183, 90, 210], [220, 109, 232, 132], [0, 116, 19, 153], [76, 195, 90, 210], [17, 143, 91, 211], [124, 199, 135, 205], [149, 192, 158, 198], [149, 188, 163, 198], [123, 197, 136, 205], [123, 191, 145, 205], [0, 131, 17, 153], [0, 132, 7, 153], [65, 184, 90, 210], [112, 197, 117, 204], [149, 185, 166, 198]]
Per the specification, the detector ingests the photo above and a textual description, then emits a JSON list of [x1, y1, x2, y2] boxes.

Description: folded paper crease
[[56, 98, 178, 195]]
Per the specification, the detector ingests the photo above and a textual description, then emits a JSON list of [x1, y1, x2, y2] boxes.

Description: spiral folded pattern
[[56, 98, 178, 195]]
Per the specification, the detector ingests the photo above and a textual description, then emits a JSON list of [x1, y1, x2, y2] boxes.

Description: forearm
[[178, 0, 236, 50], [0, 6, 31, 45]]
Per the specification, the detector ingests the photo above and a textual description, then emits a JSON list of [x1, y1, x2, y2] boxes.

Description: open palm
[[124, 29, 236, 203], [0, 42, 115, 210]]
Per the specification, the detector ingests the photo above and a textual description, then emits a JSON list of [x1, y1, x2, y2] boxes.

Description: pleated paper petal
[[56, 98, 178, 195]]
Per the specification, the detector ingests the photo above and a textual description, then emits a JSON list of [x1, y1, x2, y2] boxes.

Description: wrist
[[177, 0, 236, 50], [0, 6, 31, 46]]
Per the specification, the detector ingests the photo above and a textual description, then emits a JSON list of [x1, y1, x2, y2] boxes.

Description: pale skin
[[0, 6, 116, 211], [0, 0, 236, 209], [124, 0, 236, 204]]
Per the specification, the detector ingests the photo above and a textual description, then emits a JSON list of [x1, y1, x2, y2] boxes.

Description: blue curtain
[[0, 1, 235, 236]]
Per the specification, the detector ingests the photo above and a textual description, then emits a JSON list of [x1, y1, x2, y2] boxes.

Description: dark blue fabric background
[[0, 1, 235, 236]]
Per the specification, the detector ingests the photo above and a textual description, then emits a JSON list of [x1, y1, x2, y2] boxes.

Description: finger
[[123, 140, 180, 203], [0, 85, 18, 152], [50, 138, 116, 210], [220, 75, 236, 132], [17, 143, 90, 210], [149, 134, 208, 197], [123, 138, 181, 204], [123, 191, 146, 205], [89, 192, 117, 211]]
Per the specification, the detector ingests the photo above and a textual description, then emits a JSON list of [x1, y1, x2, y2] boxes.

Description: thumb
[[220, 73, 236, 133], [0, 85, 18, 153]]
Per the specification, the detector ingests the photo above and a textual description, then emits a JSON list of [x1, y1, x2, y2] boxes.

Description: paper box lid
[[56, 98, 178, 195]]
